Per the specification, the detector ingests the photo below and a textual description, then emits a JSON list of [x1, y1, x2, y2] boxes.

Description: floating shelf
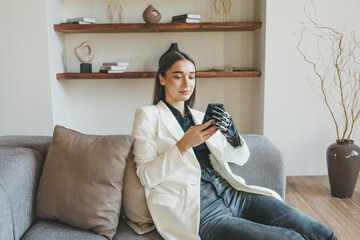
[[56, 71, 261, 80], [54, 22, 262, 34]]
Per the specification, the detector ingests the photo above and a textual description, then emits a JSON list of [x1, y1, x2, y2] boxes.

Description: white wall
[[0, 0, 259, 136], [4, 0, 358, 176], [45, 0, 72, 130], [0, 0, 53, 135], [264, 0, 360, 175]]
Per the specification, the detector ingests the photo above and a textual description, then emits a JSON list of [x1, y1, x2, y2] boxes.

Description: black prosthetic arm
[[211, 106, 242, 147]]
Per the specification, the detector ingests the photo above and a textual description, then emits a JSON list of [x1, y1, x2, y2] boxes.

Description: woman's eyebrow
[[171, 71, 196, 74]]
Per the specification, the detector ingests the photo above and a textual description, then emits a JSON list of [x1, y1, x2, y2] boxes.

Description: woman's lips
[[180, 90, 190, 95]]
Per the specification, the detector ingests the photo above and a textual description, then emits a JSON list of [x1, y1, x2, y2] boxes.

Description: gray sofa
[[0, 134, 285, 240]]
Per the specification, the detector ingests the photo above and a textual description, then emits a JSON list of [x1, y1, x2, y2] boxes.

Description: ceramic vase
[[106, 0, 124, 23], [159, 43, 179, 64], [326, 140, 360, 198], [143, 5, 162, 24]]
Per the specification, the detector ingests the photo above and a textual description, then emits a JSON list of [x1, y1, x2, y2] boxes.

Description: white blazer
[[131, 101, 282, 240]]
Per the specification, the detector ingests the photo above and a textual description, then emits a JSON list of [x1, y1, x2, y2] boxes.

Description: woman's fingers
[[203, 124, 218, 139], [204, 119, 213, 126], [199, 120, 218, 136], [199, 119, 214, 131]]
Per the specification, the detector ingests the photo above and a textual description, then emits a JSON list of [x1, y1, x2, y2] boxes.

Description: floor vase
[[326, 140, 360, 198]]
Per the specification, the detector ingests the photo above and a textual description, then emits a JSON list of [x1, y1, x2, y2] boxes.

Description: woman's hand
[[176, 120, 218, 156]]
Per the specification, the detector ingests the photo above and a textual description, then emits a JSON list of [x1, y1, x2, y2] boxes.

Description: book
[[172, 14, 201, 21], [67, 17, 96, 23], [207, 67, 233, 72], [102, 62, 130, 66], [61, 21, 91, 24], [172, 18, 201, 23], [100, 65, 127, 71], [99, 70, 125, 73]]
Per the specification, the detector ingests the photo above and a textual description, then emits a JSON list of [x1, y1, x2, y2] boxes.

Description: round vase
[[143, 5, 162, 24], [326, 140, 360, 198], [158, 43, 179, 64]]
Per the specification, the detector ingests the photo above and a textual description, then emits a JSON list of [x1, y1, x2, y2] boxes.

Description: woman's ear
[[159, 74, 165, 86]]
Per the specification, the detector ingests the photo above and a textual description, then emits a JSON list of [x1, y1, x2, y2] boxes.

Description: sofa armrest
[[0, 186, 13, 240], [0, 136, 52, 158], [0, 147, 45, 240], [229, 134, 286, 199]]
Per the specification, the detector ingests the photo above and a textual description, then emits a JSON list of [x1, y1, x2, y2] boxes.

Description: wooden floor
[[286, 176, 360, 240]]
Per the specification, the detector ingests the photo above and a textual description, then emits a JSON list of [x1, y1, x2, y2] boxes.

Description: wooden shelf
[[55, 22, 262, 80], [54, 22, 262, 34], [56, 71, 261, 80]]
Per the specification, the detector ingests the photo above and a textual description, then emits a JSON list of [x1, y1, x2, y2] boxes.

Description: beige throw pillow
[[122, 148, 156, 234], [36, 125, 133, 240]]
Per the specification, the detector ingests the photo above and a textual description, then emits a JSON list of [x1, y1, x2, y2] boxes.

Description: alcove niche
[[46, 0, 266, 135]]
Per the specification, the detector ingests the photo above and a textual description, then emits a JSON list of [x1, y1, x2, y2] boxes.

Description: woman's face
[[159, 59, 196, 105]]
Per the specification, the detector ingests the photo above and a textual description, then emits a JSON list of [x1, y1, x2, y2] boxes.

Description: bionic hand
[[211, 106, 242, 147]]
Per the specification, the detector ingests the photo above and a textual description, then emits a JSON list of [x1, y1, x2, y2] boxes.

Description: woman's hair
[[152, 51, 196, 108]]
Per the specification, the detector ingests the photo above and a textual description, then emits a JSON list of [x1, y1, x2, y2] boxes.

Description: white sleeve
[[223, 134, 250, 166], [131, 107, 190, 189]]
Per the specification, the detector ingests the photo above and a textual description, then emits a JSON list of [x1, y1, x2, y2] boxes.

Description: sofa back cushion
[[36, 125, 133, 240]]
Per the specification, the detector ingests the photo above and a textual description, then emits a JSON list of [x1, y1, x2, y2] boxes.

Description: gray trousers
[[199, 168, 337, 240]]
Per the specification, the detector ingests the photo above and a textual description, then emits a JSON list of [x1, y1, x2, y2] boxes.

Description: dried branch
[[296, 0, 360, 142]]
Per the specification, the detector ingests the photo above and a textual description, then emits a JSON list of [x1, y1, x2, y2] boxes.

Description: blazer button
[[190, 183, 196, 186]]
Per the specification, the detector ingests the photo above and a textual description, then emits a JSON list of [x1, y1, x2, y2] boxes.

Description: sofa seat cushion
[[21, 219, 163, 240], [21, 219, 107, 240]]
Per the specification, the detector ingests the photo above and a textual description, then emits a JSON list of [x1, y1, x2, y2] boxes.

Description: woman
[[131, 51, 337, 240]]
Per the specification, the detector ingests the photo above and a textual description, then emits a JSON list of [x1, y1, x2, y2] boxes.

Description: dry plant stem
[[334, 35, 350, 141], [297, 41, 340, 140], [310, 17, 349, 141], [348, 74, 360, 140], [297, 1, 360, 142]]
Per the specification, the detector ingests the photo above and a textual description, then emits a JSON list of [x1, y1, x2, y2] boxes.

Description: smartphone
[[202, 103, 224, 130]]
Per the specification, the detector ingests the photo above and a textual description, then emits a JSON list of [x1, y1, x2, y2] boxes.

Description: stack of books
[[62, 17, 96, 25], [99, 62, 129, 73], [171, 14, 201, 23]]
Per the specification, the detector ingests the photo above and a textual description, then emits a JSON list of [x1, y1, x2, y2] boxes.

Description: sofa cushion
[[122, 148, 155, 234], [36, 125, 133, 240], [21, 219, 106, 240], [21, 219, 163, 240]]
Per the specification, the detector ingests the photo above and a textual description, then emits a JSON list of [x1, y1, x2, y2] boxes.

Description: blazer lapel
[[156, 101, 185, 142]]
